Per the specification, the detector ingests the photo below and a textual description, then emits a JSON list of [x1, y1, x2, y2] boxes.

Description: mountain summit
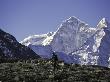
[[97, 18, 108, 28], [21, 16, 110, 67]]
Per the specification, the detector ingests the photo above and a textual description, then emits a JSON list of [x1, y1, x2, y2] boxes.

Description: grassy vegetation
[[0, 58, 110, 82]]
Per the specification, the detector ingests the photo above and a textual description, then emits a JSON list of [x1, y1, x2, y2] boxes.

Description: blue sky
[[0, 0, 110, 41]]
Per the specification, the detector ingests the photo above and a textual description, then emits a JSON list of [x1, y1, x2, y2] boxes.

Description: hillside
[[0, 29, 40, 59], [0, 58, 110, 82]]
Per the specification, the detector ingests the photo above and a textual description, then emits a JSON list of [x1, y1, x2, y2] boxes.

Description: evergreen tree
[[52, 52, 58, 61]]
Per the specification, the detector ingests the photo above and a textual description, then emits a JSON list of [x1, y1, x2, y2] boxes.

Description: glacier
[[21, 16, 110, 67]]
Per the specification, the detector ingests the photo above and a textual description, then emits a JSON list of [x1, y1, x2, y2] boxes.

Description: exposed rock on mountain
[[0, 29, 40, 59]]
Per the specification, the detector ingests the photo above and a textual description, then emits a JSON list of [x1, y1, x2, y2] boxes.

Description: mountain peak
[[68, 16, 78, 20], [60, 16, 84, 28], [97, 18, 109, 28], [65, 16, 82, 23]]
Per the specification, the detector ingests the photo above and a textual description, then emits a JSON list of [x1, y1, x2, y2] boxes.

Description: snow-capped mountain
[[71, 18, 110, 67], [0, 29, 40, 59], [21, 16, 110, 67], [21, 16, 96, 55]]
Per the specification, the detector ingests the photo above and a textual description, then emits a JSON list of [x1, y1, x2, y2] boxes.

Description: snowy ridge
[[21, 32, 54, 46]]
